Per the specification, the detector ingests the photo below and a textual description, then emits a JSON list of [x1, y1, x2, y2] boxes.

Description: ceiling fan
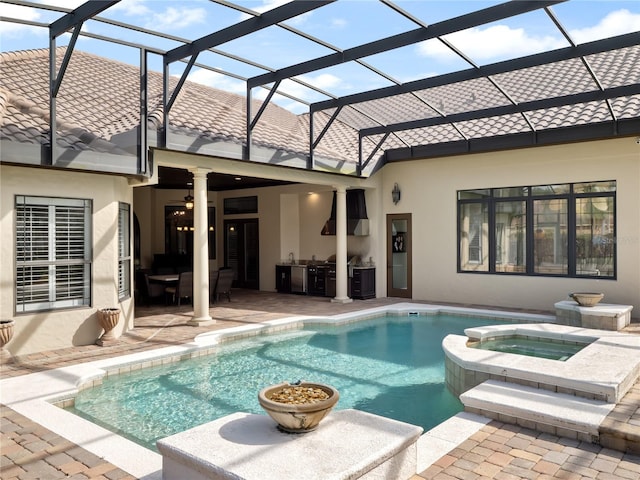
[[168, 183, 214, 209]]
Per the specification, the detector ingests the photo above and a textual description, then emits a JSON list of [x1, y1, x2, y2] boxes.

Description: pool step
[[460, 380, 616, 443]]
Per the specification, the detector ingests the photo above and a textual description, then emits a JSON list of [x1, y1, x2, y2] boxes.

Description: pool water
[[471, 335, 589, 361], [68, 314, 506, 451]]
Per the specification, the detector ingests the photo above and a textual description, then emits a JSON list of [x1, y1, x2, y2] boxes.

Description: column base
[[187, 317, 216, 327], [331, 297, 353, 304]]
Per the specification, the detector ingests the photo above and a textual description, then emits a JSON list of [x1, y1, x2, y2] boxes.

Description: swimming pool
[[67, 313, 510, 451]]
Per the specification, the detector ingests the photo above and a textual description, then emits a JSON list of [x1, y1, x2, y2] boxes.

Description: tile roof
[[0, 48, 360, 166], [1, 44, 639, 173]]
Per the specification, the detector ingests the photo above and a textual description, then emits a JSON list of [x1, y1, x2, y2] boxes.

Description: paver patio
[[2, 290, 639, 479]]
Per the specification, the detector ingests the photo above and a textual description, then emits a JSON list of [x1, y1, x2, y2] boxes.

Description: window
[[459, 202, 488, 271], [224, 196, 257, 215], [118, 203, 131, 301], [16, 196, 92, 312], [164, 206, 216, 259], [458, 181, 615, 278]]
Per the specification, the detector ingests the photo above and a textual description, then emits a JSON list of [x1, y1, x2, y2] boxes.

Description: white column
[[188, 168, 214, 325], [332, 186, 352, 303]]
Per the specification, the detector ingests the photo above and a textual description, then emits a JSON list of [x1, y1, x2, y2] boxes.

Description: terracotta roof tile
[[2, 45, 638, 167], [0, 47, 358, 163]]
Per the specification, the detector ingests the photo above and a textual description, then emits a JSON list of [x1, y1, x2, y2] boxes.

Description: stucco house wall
[[381, 137, 640, 314], [1, 165, 134, 356]]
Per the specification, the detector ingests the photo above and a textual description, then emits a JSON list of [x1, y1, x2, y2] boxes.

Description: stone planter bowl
[[258, 382, 339, 433], [569, 292, 604, 307]]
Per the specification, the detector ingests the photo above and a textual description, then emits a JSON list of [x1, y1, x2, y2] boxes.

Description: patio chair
[[209, 269, 219, 303], [214, 268, 234, 302], [143, 272, 166, 305], [166, 271, 193, 306]]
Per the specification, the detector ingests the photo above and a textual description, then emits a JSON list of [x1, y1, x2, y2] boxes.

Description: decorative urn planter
[[569, 292, 604, 307], [258, 381, 339, 433], [96, 308, 120, 346], [0, 319, 15, 364]]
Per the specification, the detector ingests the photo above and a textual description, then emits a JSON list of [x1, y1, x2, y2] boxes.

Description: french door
[[224, 219, 259, 289]]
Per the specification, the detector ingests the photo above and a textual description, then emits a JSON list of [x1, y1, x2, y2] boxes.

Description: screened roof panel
[[362, 40, 471, 83], [609, 95, 640, 119], [395, 124, 466, 146], [1, 0, 639, 175], [286, 0, 420, 50], [526, 101, 613, 129], [351, 93, 439, 126], [214, 25, 337, 71], [585, 45, 640, 89], [437, 9, 570, 66], [494, 57, 597, 104], [413, 76, 511, 116], [455, 112, 531, 139], [332, 105, 383, 131], [392, 0, 501, 25]]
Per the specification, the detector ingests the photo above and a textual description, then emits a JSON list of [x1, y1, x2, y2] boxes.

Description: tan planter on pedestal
[[258, 381, 339, 433], [0, 319, 15, 364], [96, 308, 120, 346], [569, 292, 604, 307]]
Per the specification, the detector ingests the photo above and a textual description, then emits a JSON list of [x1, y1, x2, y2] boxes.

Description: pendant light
[[184, 187, 194, 210]]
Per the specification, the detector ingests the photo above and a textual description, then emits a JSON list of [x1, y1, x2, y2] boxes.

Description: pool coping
[[443, 323, 640, 403], [0, 303, 554, 479]]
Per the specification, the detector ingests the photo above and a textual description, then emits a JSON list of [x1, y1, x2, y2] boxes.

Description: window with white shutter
[[118, 202, 131, 300], [16, 196, 92, 312]]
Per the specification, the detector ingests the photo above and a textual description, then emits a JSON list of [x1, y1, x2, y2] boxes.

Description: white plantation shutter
[[118, 203, 131, 300], [16, 196, 91, 312]]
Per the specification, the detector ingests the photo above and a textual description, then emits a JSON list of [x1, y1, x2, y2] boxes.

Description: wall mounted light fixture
[[392, 183, 401, 205]]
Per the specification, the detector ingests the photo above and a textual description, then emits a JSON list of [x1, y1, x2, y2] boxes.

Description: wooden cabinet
[[351, 267, 375, 299], [276, 265, 291, 293]]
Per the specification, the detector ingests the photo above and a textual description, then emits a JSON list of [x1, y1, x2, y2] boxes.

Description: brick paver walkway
[[412, 421, 640, 480], [2, 290, 639, 479]]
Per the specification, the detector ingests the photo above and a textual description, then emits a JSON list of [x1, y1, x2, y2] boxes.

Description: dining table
[[147, 274, 179, 284]]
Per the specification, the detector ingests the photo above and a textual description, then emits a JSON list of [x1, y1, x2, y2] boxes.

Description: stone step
[[460, 380, 616, 442]]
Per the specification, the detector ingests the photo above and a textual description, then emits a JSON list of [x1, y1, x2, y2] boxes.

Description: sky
[[1, 0, 639, 113]]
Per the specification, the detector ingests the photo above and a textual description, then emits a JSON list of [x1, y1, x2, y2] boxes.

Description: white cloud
[[570, 9, 640, 43], [109, 0, 152, 17], [299, 72, 342, 90], [274, 73, 342, 100], [146, 7, 206, 30], [187, 68, 246, 95], [187, 68, 338, 111], [331, 18, 347, 29], [417, 8, 640, 62], [109, 0, 206, 31], [417, 25, 565, 62], [0, 3, 43, 36]]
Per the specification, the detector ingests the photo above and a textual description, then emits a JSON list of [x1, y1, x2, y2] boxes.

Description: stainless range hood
[[321, 189, 369, 236]]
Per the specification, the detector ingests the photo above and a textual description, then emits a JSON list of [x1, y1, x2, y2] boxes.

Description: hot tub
[[443, 323, 640, 403], [467, 334, 591, 361]]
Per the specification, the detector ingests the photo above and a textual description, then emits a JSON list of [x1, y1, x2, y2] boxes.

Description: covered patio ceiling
[[2, 0, 639, 178]]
